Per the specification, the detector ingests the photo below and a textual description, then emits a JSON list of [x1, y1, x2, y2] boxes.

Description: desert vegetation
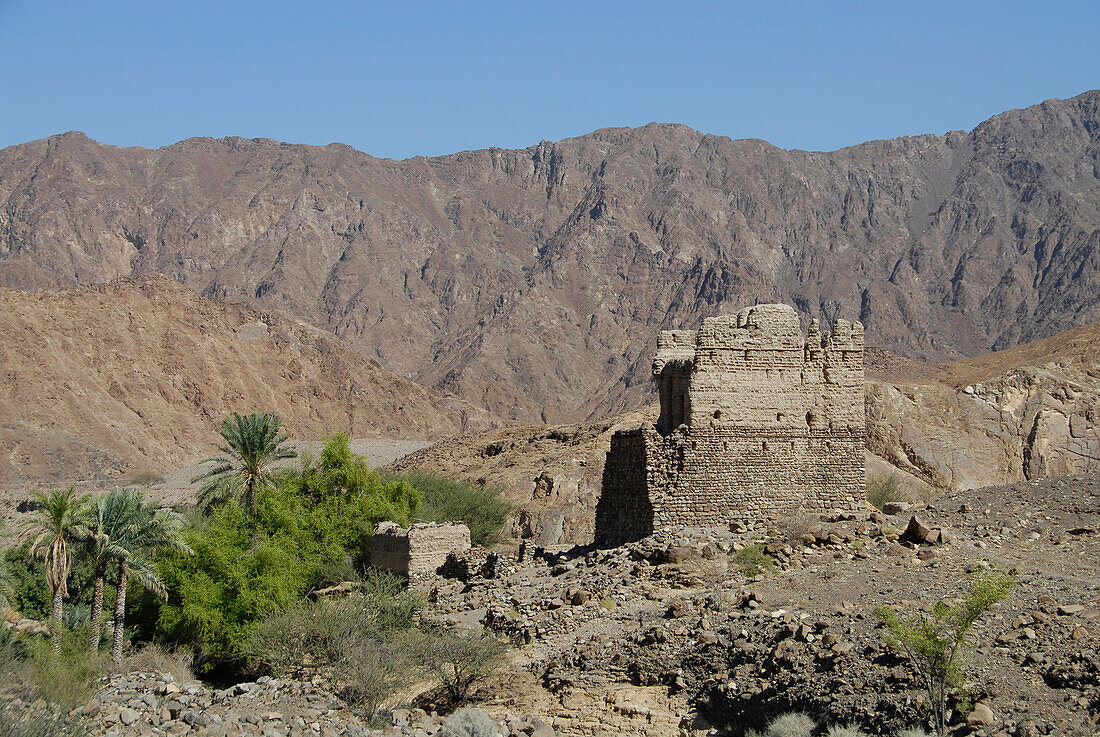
[[0, 412, 513, 729], [875, 569, 1016, 736]]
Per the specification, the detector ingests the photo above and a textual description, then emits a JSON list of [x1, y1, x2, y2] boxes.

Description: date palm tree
[[79, 488, 140, 650], [102, 488, 190, 661], [27, 486, 89, 651], [193, 412, 296, 513]]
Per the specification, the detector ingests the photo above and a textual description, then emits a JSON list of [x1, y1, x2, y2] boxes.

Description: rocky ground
[[9, 472, 1095, 737], [426, 472, 1100, 736]]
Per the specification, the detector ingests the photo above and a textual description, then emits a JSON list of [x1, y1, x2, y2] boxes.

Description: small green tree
[[193, 412, 297, 513], [407, 626, 507, 703], [148, 436, 421, 665], [875, 569, 1015, 736], [397, 471, 513, 546]]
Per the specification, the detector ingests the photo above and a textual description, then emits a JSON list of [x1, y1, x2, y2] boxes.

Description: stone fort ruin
[[595, 303, 866, 546]]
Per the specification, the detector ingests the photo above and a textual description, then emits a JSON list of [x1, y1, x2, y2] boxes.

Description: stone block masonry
[[596, 304, 866, 546], [371, 521, 472, 577]]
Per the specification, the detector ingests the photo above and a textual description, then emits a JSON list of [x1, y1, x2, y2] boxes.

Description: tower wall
[[597, 304, 866, 546]]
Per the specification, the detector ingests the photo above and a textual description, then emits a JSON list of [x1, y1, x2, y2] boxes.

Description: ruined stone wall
[[648, 426, 864, 528], [594, 430, 654, 547], [654, 330, 696, 434], [597, 303, 866, 545], [371, 521, 472, 577], [670, 304, 864, 433]]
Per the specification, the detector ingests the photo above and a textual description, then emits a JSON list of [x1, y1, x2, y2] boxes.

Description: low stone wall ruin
[[370, 521, 472, 577]]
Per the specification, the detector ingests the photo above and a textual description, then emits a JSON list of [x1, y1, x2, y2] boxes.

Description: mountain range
[[1, 91, 1098, 423]]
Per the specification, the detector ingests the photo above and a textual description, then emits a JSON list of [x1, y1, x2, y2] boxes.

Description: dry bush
[[440, 707, 502, 737], [775, 512, 816, 546], [826, 725, 868, 737], [405, 626, 507, 703], [0, 709, 88, 737], [245, 572, 426, 719], [107, 643, 194, 683], [866, 474, 910, 510], [766, 712, 816, 737]]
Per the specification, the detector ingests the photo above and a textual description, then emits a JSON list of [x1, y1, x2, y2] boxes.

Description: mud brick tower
[[595, 304, 866, 546]]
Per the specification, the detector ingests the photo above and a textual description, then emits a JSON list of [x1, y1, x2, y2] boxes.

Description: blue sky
[[1, 1, 1097, 159]]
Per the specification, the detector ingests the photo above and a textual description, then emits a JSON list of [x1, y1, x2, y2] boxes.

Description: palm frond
[[25, 486, 90, 601], [124, 556, 167, 599]]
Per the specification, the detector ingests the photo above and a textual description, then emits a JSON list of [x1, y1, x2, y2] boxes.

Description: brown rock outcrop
[[866, 321, 1100, 490]]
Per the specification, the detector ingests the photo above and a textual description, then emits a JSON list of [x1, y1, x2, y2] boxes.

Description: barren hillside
[[2, 92, 1098, 422], [0, 275, 495, 487]]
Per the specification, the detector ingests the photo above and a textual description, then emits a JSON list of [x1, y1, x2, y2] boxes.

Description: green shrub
[[0, 630, 102, 712], [765, 712, 816, 737], [866, 474, 908, 510], [243, 571, 424, 719], [139, 434, 424, 666], [144, 502, 317, 664], [896, 729, 932, 737], [396, 471, 512, 546], [875, 569, 1015, 736], [123, 471, 165, 487], [731, 545, 774, 577]]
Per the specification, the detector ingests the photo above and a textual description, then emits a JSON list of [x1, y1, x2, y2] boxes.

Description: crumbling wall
[[594, 429, 655, 547], [597, 304, 866, 545], [371, 521, 472, 577]]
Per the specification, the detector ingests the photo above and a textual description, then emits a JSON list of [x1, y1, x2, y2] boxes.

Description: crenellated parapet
[[653, 304, 864, 434]]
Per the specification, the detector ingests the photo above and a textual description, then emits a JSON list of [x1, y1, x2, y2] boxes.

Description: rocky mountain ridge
[[2, 91, 1098, 421]]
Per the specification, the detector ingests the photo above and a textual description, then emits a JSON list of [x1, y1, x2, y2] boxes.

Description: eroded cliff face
[[2, 92, 1099, 422], [867, 321, 1100, 491]]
